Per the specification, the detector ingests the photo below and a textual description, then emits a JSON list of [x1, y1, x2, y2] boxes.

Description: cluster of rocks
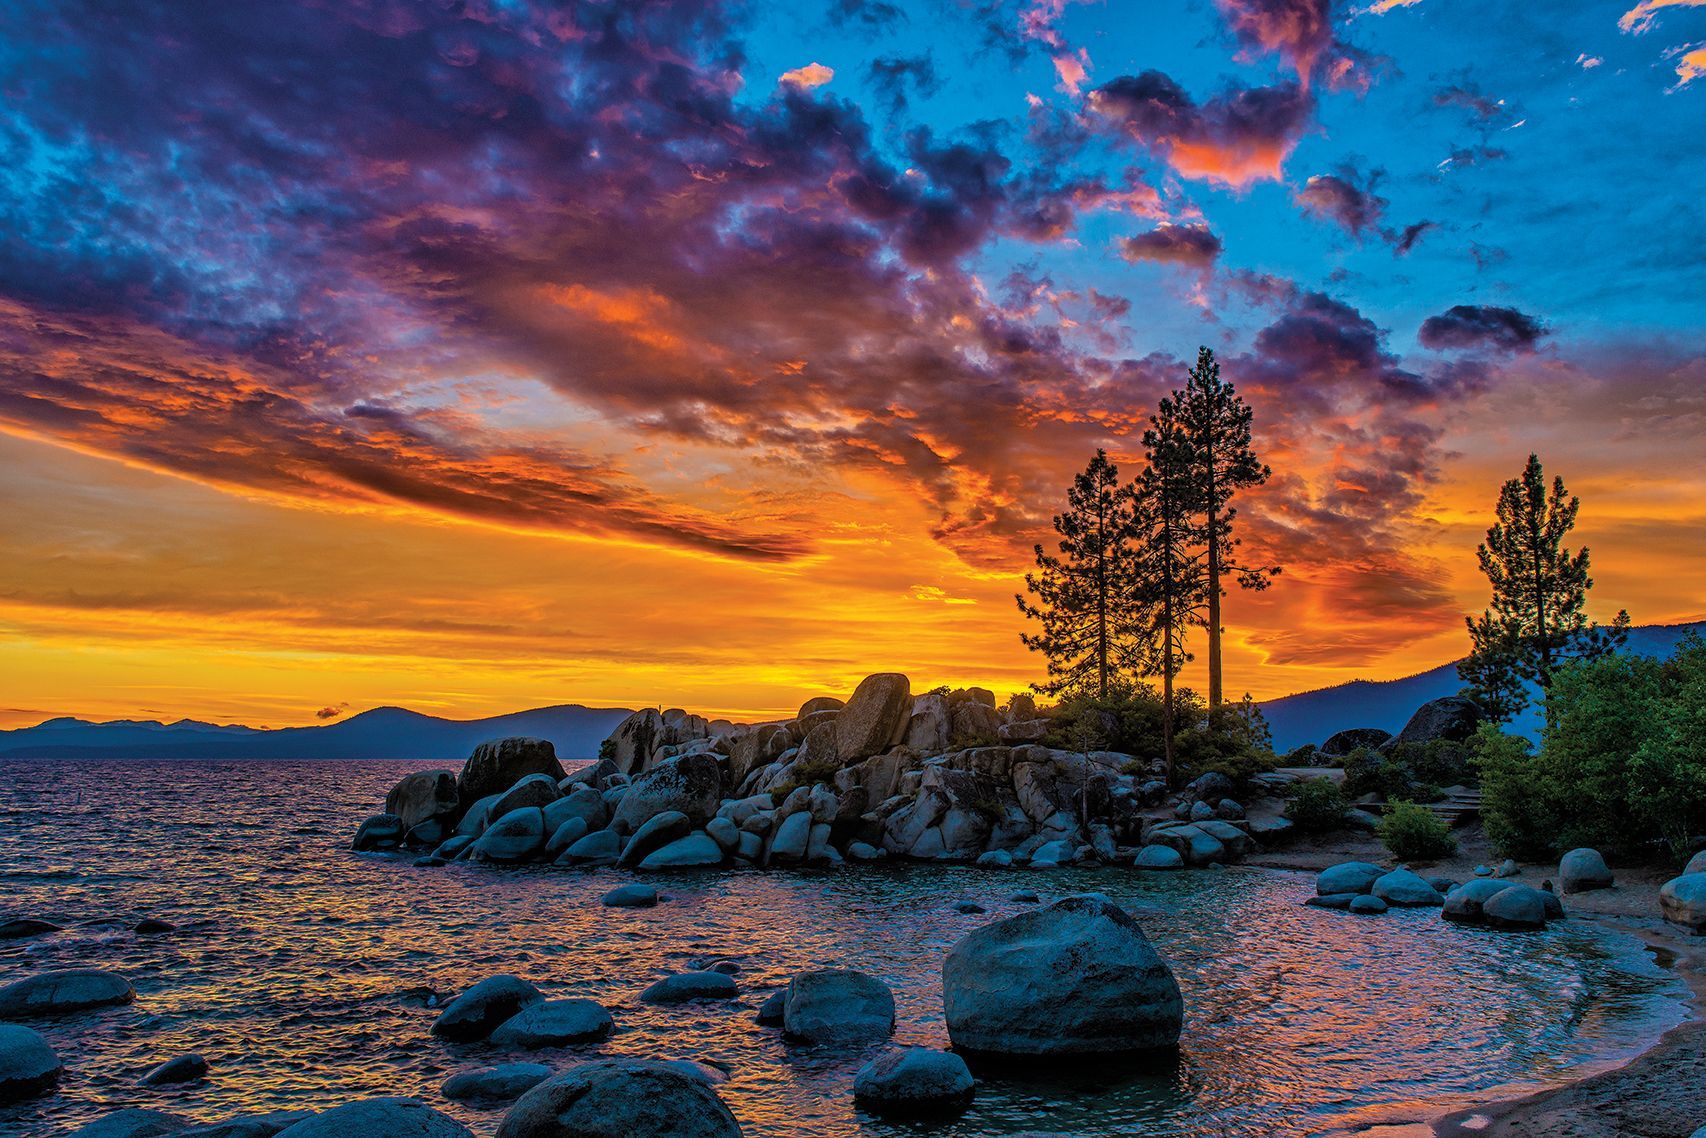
[[1305, 858, 1567, 929], [355, 673, 1297, 874]]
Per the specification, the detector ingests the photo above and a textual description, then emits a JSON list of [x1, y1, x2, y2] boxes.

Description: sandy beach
[[1249, 827, 1706, 1138]]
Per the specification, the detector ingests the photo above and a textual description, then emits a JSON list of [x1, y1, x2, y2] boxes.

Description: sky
[[0, 0, 1702, 729]]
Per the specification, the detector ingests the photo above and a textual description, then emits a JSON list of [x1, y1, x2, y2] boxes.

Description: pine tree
[[1475, 453, 1629, 693], [1459, 610, 1529, 723], [1136, 396, 1207, 782], [1174, 346, 1279, 708], [1017, 450, 1147, 699]]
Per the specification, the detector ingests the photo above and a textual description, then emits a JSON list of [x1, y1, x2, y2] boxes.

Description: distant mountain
[[0, 704, 633, 762], [1258, 621, 1704, 753]]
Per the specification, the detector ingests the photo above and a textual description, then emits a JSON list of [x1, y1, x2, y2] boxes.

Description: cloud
[[1619, 0, 1706, 35], [315, 703, 348, 720], [1294, 166, 1387, 237], [866, 54, 939, 113], [828, 0, 905, 30], [1666, 42, 1706, 88], [780, 62, 835, 89], [1394, 220, 1436, 255], [1418, 305, 1549, 352], [1213, 0, 1375, 90], [1119, 223, 1224, 267], [1432, 83, 1509, 122], [1089, 71, 1315, 186]]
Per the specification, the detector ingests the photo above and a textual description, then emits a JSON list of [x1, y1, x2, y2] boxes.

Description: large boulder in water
[[941, 894, 1182, 1056], [853, 1047, 975, 1119], [1372, 868, 1444, 907], [385, 770, 459, 829], [495, 1058, 741, 1138], [1385, 697, 1482, 750], [1660, 873, 1706, 932], [459, 738, 565, 810], [0, 1023, 61, 1103], [1559, 848, 1614, 894], [441, 1063, 552, 1105], [274, 1098, 472, 1138], [639, 831, 725, 870], [1442, 878, 1509, 923], [351, 813, 405, 852], [431, 975, 543, 1041], [176, 1110, 314, 1137], [470, 808, 547, 863], [68, 1109, 191, 1137], [782, 969, 895, 1044], [612, 753, 723, 831], [835, 674, 912, 762], [491, 775, 561, 819], [617, 810, 692, 867], [1316, 862, 1384, 896], [0, 969, 135, 1017], [640, 972, 738, 1005], [1482, 885, 1548, 929], [489, 999, 614, 1048]]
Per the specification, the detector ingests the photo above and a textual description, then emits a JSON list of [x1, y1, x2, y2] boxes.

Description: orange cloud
[[779, 62, 834, 89]]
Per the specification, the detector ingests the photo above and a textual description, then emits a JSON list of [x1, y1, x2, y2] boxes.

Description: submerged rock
[[0, 969, 135, 1017], [351, 814, 405, 852], [1558, 848, 1614, 894], [782, 970, 896, 1044], [274, 1097, 472, 1138], [495, 1058, 742, 1138], [942, 894, 1182, 1056], [601, 883, 660, 908], [489, 999, 614, 1048], [853, 1047, 975, 1118], [0, 1023, 61, 1103], [0, 918, 60, 940], [141, 1053, 208, 1086], [640, 972, 739, 1004], [1305, 893, 1358, 910], [177, 1110, 314, 1138], [431, 975, 544, 1041], [68, 1109, 192, 1138], [441, 1063, 552, 1105]]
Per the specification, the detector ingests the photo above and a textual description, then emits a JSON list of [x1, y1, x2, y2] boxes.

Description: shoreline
[[1246, 833, 1703, 1138]]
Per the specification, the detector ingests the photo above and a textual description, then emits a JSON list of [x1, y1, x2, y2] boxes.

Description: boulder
[[1246, 817, 1294, 844], [545, 817, 590, 856], [617, 811, 692, 868], [431, 975, 544, 1041], [385, 770, 459, 829], [1215, 799, 1245, 820], [706, 817, 740, 852], [1385, 697, 1482, 750], [942, 895, 1182, 1055], [1133, 845, 1183, 870], [458, 738, 565, 810], [545, 786, 609, 835], [490, 999, 614, 1048], [835, 673, 912, 761], [176, 1110, 314, 1138], [798, 695, 845, 719], [1686, 851, 1706, 877], [67, 1109, 192, 1138], [404, 820, 445, 848], [976, 849, 1013, 868], [0, 1023, 60, 1103], [491, 775, 561, 818], [1185, 771, 1235, 803], [470, 807, 547, 863], [1349, 895, 1389, 915], [1316, 862, 1384, 897], [562, 756, 620, 789], [273, 1098, 472, 1138], [351, 813, 405, 852], [1029, 839, 1078, 867], [141, 1053, 208, 1085], [1318, 728, 1392, 757], [639, 971, 739, 1004], [557, 829, 621, 867], [0, 968, 135, 1017], [1372, 869, 1445, 907], [767, 810, 813, 864], [494, 1059, 741, 1138], [0, 918, 60, 940], [1305, 893, 1359, 910], [611, 753, 723, 831], [1660, 873, 1706, 932], [1442, 879, 1510, 923], [997, 719, 1051, 743], [602, 883, 659, 908], [1559, 848, 1615, 894], [782, 970, 896, 1044], [1482, 885, 1547, 929], [455, 794, 502, 837], [902, 693, 952, 753], [441, 1063, 552, 1105], [950, 700, 1001, 744], [639, 832, 726, 870], [432, 835, 475, 860], [853, 1047, 975, 1118]]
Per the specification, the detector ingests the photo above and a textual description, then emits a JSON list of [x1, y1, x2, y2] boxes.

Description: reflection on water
[[0, 759, 1687, 1137]]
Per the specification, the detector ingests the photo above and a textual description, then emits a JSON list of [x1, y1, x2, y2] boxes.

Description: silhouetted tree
[[1136, 396, 1207, 782], [1174, 346, 1279, 708], [1459, 611, 1529, 723], [1017, 449, 1147, 699], [1474, 453, 1629, 695]]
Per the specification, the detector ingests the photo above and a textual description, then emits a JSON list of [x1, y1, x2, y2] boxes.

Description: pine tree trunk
[[1097, 500, 1109, 699], [1206, 501, 1223, 710]]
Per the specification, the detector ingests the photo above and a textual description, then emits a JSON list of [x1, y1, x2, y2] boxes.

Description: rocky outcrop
[[1383, 697, 1483, 750], [1319, 728, 1391, 757], [835, 673, 912, 762], [384, 770, 459, 829], [605, 709, 723, 776], [0, 969, 135, 1017], [458, 738, 565, 808], [942, 895, 1181, 1055], [495, 1059, 742, 1138]]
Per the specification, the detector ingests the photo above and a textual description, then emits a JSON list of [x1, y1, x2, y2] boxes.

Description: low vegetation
[[1042, 686, 1277, 791], [1377, 801, 1457, 862], [1283, 778, 1349, 834]]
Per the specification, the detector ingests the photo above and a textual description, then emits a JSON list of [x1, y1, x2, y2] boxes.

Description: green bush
[[1039, 686, 1277, 791], [1377, 801, 1457, 861], [1284, 778, 1350, 834], [1341, 746, 1422, 801], [1474, 637, 1706, 860]]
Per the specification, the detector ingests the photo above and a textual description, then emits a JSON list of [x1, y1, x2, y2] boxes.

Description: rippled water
[[0, 759, 1688, 1138]]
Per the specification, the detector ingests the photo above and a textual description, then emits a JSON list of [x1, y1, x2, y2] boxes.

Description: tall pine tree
[[1017, 450, 1146, 699], [1136, 396, 1208, 781], [1174, 346, 1279, 708], [1472, 453, 1629, 693], [1458, 610, 1529, 723]]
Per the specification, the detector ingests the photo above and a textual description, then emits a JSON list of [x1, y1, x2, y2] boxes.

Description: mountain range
[[3, 621, 1698, 761]]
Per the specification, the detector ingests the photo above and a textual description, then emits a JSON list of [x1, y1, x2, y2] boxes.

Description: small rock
[[853, 1047, 975, 1119], [431, 975, 544, 1041], [1008, 891, 1040, 903], [134, 919, 176, 935], [601, 883, 659, 908], [1134, 845, 1183, 871], [413, 856, 446, 868], [953, 901, 985, 914], [1348, 895, 1389, 915], [1493, 858, 1520, 879], [756, 991, 786, 1025], [274, 1097, 472, 1138], [0, 918, 60, 940], [0, 969, 136, 1017], [142, 1053, 208, 1086], [640, 971, 739, 1004], [489, 999, 613, 1049], [441, 1063, 552, 1105], [1305, 893, 1359, 910], [1558, 848, 1615, 894]]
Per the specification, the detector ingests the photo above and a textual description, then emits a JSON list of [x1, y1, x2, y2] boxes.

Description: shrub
[[1284, 778, 1349, 834], [1473, 724, 1554, 861], [1341, 746, 1420, 801], [1377, 801, 1457, 862], [1040, 686, 1277, 791]]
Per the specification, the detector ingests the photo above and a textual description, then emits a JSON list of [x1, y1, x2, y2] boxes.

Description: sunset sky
[[1, 0, 1702, 729]]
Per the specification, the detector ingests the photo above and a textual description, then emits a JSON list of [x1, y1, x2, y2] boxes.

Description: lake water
[[0, 759, 1688, 1137]]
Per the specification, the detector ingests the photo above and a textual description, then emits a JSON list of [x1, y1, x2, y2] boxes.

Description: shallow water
[[0, 759, 1687, 1138]]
